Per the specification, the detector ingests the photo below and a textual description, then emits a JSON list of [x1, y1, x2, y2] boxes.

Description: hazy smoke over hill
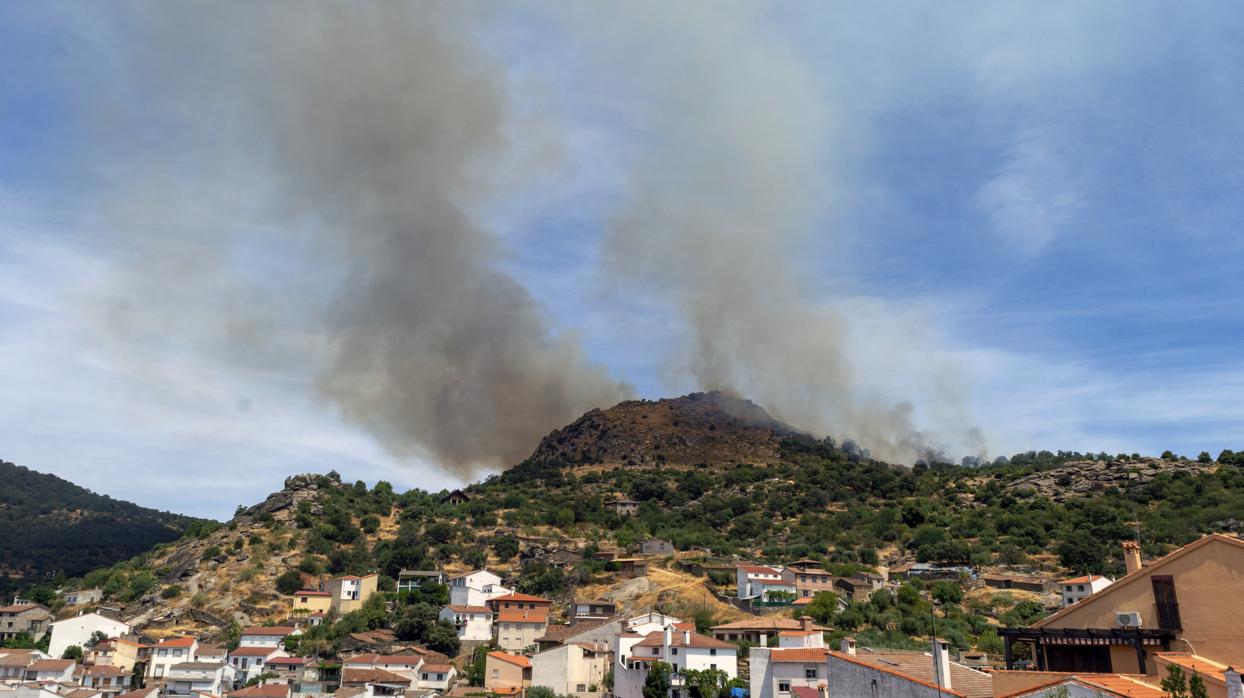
[[82, 2, 979, 474]]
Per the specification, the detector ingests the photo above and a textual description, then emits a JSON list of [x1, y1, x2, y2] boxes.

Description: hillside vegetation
[[0, 460, 213, 597], [19, 392, 1244, 657]]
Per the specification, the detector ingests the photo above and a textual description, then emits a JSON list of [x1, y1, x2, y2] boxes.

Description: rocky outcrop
[[527, 391, 804, 468], [1005, 457, 1215, 500], [239, 473, 331, 519]]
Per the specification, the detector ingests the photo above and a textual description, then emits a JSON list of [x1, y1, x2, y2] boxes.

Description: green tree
[[930, 580, 963, 605], [1197, 451, 1213, 464], [527, 688, 558, 698], [683, 668, 730, 698], [61, 645, 83, 660], [276, 569, 304, 595], [425, 620, 461, 656], [493, 535, 520, 561], [1160, 664, 1188, 698], [642, 661, 672, 698], [1189, 673, 1209, 698], [802, 591, 839, 625], [465, 643, 491, 686], [1057, 532, 1106, 574]]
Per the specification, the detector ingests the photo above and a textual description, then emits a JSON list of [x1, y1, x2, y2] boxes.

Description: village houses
[[449, 570, 512, 608], [47, 611, 130, 660]]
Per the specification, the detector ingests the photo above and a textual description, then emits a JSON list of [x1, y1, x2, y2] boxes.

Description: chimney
[[932, 638, 952, 691], [800, 615, 813, 631], [1227, 667, 1243, 698], [663, 625, 672, 650], [839, 637, 856, 656], [1123, 541, 1142, 575], [683, 630, 691, 645]]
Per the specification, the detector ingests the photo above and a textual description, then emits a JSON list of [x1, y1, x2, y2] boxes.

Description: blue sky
[[3, 3, 1244, 518]]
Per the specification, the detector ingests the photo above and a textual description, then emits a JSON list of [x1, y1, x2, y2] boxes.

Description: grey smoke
[[84, 3, 631, 476], [563, 2, 983, 463], [73, 1, 982, 473]]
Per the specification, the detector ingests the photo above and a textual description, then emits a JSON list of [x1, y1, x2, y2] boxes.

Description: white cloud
[[976, 127, 1080, 258]]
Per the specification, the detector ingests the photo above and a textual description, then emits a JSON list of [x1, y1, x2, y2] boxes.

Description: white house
[[238, 626, 297, 648], [748, 619, 827, 698], [164, 662, 230, 696], [47, 612, 130, 660], [343, 654, 426, 682], [614, 628, 737, 698], [531, 642, 611, 697], [62, 589, 104, 606], [624, 612, 683, 638], [416, 663, 456, 691], [147, 637, 198, 685], [1059, 575, 1114, 607], [735, 565, 785, 600], [76, 663, 132, 696], [439, 605, 493, 641], [24, 658, 77, 682], [449, 570, 512, 607], [228, 646, 287, 684]]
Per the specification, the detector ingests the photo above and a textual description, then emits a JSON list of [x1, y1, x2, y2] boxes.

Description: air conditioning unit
[[1116, 611, 1143, 628]]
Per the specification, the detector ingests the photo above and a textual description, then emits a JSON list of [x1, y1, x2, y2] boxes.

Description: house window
[[652, 648, 659, 656], [422, 674, 429, 680], [778, 681, 790, 693], [709, 649, 717, 656], [671, 648, 678, 655], [710, 664, 717, 671], [491, 670, 498, 678], [437, 674, 444, 681], [804, 668, 818, 679], [1152, 576, 1182, 630]]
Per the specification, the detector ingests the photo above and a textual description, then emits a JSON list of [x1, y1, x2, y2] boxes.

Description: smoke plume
[[561, 2, 978, 462], [87, 3, 631, 475], [77, 1, 980, 474]]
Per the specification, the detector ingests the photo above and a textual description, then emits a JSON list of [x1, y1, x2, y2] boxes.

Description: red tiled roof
[[421, 663, 453, 673], [633, 630, 735, 650], [447, 605, 491, 613], [29, 659, 76, 671], [341, 668, 411, 685], [790, 687, 821, 698], [229, 685, 290, 698], [487, 652, 530, 669], [1060, 574, 1107, 585], [155, 637, 196, 648], [229, 647, 281, 657], [712, 618, 827, 631], [81, 664, 130, 676], [737, 565, 780, 575], [769, 648, 828, 662], [496, 608, 549, 624], [488, 592, 551, 604]]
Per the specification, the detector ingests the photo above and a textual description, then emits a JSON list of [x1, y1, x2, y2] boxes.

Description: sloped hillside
[[0, 460, 210, 592], [527, 391, 803, 468]]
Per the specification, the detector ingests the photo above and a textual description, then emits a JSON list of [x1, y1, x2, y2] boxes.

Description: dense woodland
[[0, 460, 211, 597]]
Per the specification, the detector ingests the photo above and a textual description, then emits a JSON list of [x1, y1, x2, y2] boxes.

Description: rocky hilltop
[[526, 391, 805, 468], [1006, 456, 1216, 500]]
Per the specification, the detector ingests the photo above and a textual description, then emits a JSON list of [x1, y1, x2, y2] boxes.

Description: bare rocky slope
[[526, 391, 804, 468]]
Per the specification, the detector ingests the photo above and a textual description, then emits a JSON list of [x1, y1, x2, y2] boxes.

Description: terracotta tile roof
[[0, 604, 46, 613], [118, 688, 159, 698], [787, 568, 832, 576], [28, 659, 75, 671], [777, 630, 820, 637], [758, 579, 795, 585], [633, 630, 735, 650], [341, 668, 412, 685], [155, 637, 196, 648], [64, 689, 101, 698], [496, 608, 549, 624], [1060, 574, 1108, 585], [241, 626, 296, 636], [374, 656, 424, 667], [829, 649, 992, 698], [769, 648, 829, 662], [997, 675, 1165, 698], [0, 653, 37, 667], [229, 647, 281, 657], [791, 597, 813, 606], [80, 664, 130, 676], [446, 605, 491, 613], [487, 652, 530, 669], [266, 657, 310, 666], [790, 687, 820, 698], [488, 592, 551, 604], [737, 564, 780, 575], [712, 618, 827, 631], [421, 663, 453, 673], [228, 684, 290, 698], [1155, 652, 1230, 681]]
